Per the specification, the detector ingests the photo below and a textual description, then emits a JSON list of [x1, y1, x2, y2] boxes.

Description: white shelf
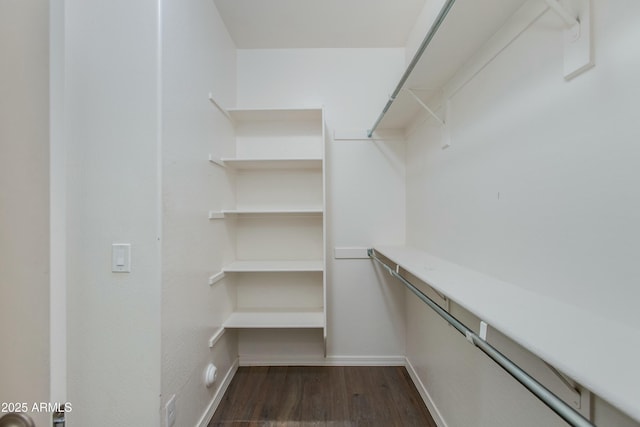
[[374, 245, 640, 422], [223, 260, 324, 273], [374, 0, 529, 133], [219, 208, 323, 216], [227, 107, 323, 123], [223, 310, 325, 329], [220, 158, 322, 170]]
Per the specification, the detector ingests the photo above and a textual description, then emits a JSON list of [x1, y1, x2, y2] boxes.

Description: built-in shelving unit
[[374, 245, 640, 423], [210, 107, 326, 338]]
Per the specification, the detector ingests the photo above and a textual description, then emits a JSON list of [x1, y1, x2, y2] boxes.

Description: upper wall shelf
[[368, 0, 593, 136], [369, 0, 529, 136]]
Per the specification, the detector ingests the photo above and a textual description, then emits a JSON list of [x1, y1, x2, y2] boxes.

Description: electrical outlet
[[165, 395, 176, 427]]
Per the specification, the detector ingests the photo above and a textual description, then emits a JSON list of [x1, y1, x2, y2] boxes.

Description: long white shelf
[[223, 310, 325, 329], [223, 260, 324, 273], [374, 245, 640, 422]]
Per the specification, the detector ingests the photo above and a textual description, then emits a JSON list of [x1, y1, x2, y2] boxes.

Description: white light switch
[[112, 243, 131, 273]]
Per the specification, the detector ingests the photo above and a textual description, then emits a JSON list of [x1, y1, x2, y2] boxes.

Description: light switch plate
[[112, 243, 131, 273]]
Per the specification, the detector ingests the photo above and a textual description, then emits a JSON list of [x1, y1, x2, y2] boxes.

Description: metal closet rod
[[368, 249, 596, 427], [366, 0, 457, 138]]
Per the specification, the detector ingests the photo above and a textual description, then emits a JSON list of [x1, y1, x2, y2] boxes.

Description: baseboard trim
[[324, 355, 406, 366], [196, 357, 239, 427], [238, 355, 406, 367], [404, 357, 448, 427]]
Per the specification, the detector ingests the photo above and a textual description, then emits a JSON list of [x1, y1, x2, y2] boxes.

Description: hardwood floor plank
[[208, 366, 436, 427]]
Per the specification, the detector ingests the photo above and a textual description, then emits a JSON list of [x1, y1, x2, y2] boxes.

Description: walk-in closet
[[2, 0, 639, 426]]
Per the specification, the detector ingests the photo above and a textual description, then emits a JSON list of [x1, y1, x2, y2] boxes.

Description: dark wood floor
[[208, 366, 437, 427]]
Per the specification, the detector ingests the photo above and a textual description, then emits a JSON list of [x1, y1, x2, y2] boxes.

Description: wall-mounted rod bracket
[[479, 321, 489, 340], [545, 0, 593, 79], [545, 0, 579, 30]]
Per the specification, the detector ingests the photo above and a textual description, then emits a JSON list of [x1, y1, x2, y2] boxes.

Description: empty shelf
[[223, 260, 324, 273], [227, 107, 323, 123], [221, 158, 322, 170], [223, 311, 325, 329], [222, 208, 323, 216]]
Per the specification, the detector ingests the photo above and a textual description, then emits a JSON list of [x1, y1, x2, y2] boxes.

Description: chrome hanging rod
[[368, 249, 596, 427], [366, 0, 457, 138]]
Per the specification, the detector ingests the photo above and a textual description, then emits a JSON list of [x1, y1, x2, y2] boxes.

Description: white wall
[[64, 1, 162, 425], [160, 0, 238, 426], [237, 48, 408, 361], [0, 2, 50, 425], [405, 0, 640, 425]]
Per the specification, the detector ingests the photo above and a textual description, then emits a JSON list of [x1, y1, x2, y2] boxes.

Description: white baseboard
[[196, 357, 239, 427], [324, 355, 406, 366], [404, 357, 448, 427], [238, 354, 406, 367]]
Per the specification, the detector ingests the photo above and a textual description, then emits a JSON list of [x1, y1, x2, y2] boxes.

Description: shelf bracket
[[543, 361, 584, 409], [208, 154, 225, 168], [208, 92, 233, 123], [208, 327, 225, 348], [208, 271, 225, 286], [405, 89, 451, 149], [545, 0, 593, 80], [208, 211, 225, 220]]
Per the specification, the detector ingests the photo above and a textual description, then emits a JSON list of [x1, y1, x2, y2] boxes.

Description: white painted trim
[[405, 358, 449, 427], [238, 355, 406, 367], [196, 358, 239, 427]]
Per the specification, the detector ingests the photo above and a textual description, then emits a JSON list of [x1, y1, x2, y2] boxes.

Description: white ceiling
[[213, 0, 427, 49]]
